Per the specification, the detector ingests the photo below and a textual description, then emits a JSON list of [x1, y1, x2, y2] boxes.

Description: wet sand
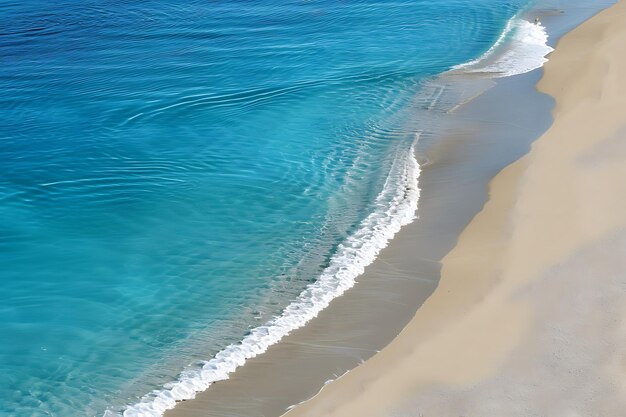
[[282, 1, 626, 416]]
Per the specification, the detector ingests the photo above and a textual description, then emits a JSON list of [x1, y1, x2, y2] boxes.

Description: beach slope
[[284, 2, 626, 416]]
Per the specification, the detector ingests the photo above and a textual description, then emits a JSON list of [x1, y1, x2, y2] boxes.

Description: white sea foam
[[452, 17, 517, 71], [106, 137, 421, 417], [452, 18, 554, 78]]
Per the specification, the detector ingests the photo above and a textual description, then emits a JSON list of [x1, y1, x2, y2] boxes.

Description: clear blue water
[[0, 1, 530, 415]]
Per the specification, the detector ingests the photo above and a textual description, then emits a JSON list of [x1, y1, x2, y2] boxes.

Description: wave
[[106, 136, 421, 417], [451, 18, 554, 78], [107, 15, 551, 417]]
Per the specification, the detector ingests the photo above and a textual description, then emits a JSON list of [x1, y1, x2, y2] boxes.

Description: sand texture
[[284, 2, 626, 416]]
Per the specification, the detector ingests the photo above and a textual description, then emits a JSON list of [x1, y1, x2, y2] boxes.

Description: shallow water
[[0, 1, 541, 415]]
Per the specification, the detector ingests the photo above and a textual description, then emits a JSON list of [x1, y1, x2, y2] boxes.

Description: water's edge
[[114, 2, 614, 416]]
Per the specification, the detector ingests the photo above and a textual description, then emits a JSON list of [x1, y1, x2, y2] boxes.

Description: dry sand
[[283, 2, 626, 416]]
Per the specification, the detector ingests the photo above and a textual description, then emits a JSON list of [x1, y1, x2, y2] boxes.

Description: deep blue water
[[1, 1, 530, 415]]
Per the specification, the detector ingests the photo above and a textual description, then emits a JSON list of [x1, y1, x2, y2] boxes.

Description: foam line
[[452, 18, 554, 78], [106, 136, 421, 417]]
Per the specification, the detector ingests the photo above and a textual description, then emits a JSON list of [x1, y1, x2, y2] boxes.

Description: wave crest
[[452, 18, 554, 78], [106, 137, 421, 417]]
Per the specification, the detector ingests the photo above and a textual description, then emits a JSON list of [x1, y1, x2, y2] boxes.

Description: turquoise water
[[0, 1, 533, 415]]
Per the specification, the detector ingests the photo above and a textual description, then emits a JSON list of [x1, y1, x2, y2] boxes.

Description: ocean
[[0, 1, 551, 415]]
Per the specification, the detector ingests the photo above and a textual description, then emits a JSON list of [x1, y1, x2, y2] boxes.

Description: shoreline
[[159, 2, 616, 417], [282, 1, 626, 416], [164, 12, 560, 417]]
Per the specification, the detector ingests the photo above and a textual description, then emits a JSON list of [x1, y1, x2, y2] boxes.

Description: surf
[[451, 17, 554, 78]]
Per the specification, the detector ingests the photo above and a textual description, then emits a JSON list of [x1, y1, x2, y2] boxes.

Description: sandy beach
[[282, 2, 626, 416], [4, 1, 621, 415]]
